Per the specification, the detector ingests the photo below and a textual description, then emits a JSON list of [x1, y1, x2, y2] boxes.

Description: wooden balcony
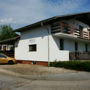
[[51, 22, 90, 40]]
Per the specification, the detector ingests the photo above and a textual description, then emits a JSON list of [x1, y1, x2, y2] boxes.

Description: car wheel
[[8, 60, 14, 64]]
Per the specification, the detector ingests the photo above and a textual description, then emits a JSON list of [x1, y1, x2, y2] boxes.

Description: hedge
[[50, 61, 90, 72]]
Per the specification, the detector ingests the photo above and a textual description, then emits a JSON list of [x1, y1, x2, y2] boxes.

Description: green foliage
[[0, 25, 15, 41], [50, 61, 90, 72]]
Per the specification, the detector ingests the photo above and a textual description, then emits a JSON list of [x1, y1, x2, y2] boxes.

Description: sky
[[0, 0, 90, 29]]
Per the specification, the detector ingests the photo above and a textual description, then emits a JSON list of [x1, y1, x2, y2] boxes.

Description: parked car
[[0, 53, 16, 64]]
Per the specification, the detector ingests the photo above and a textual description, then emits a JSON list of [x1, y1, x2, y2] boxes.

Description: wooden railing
[[51, 22, 90, 40], [69, 52, 90, 60]]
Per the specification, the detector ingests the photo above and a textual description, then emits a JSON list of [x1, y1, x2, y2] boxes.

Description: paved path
[[0, 71, 90, 90]]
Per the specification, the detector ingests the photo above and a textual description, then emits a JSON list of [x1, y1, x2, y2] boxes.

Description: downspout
[[41, 22, 50, 66], [47, 27, 50, 67]]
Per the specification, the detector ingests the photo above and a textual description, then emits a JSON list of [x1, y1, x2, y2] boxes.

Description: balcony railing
[[51, 22, 90, 40], [69, 52, 90, 60]]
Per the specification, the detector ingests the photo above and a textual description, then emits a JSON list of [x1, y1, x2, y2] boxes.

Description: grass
[[50, 61, 90, 72]]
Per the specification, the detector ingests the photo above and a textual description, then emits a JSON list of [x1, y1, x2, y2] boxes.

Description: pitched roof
[[0, 36, 20, 44], [14, 11, 90, 32]]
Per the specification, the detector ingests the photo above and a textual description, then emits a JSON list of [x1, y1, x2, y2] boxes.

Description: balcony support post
[[81, 31, 83, 39], [60, 22, 64, 33], [71, 26, 74, 35], [89, 31, 90, 39]]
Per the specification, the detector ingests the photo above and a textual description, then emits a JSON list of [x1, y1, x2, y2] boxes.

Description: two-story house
[[14, 12, 90, 66]]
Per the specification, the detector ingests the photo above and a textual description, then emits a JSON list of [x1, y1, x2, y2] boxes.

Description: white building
[[14, 12, 90, 66]]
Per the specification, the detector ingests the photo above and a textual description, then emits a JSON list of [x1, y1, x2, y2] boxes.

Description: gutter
[[41, 22, 50, 66], [47, 27, 50, 67]]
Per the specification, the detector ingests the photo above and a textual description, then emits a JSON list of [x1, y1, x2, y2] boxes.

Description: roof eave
[[14, 11, 90, 32]]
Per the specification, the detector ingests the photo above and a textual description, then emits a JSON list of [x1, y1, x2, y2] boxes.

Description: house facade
[[0, 36, 20, 57], [14, 12, 90, 66]]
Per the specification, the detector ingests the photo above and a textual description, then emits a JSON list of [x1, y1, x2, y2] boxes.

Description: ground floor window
[[85, 44, 88, 52], [29, 44, 37, 51], [60, 39, 64, 50], [75, 42, 78, 52]]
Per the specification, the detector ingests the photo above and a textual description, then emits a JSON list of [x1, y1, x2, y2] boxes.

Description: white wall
[[15, 19, 90, 62], [15, 26, 69, 62], [64, 39, 75, 52], [64, 39, 87, 52], [49, 35, 69, 62], [15, 26, 48, 61]]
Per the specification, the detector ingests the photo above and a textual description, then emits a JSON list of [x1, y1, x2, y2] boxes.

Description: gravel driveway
[[0, 64, 90, 90], [0, 64, 77, 75]]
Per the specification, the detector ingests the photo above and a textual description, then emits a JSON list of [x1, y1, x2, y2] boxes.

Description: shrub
[[50, 61, 90, 72]]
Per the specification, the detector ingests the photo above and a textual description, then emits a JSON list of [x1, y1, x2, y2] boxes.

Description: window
[[29, 44, 37, 51], [0, 54, 6, 58], [60, 39, 64, 50], [75, 42, 78, 52], [85, 44, 88, 52]]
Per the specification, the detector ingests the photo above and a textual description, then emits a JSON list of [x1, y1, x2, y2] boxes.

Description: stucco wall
[[15, 26, 48, 61], [64, 39, 88, 52], [15, 26, 69, 62], [15, 19, 90, 62], [49, 35, 69, 62]]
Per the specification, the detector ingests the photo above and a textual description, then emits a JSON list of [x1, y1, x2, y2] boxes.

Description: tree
[[0, 25, 16, 41]]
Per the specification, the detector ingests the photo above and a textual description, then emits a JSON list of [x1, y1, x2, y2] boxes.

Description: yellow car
[[0, 53, 16, 64]]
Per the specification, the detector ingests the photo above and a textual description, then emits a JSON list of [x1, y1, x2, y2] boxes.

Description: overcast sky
[[0, 0, 90, 29]]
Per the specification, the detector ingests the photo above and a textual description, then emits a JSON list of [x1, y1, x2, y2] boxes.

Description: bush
[[50, 61, 90, 72]]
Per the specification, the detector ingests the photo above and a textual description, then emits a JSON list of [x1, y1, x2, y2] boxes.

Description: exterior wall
[[15, 26, 69, 62], [64, 39, 75, 52], [15, 19, 90, 64], [64, 39, 89, 52], [15, 26, 48, 62], [49, 35, 69, 62], [78, 42, 85, 52]]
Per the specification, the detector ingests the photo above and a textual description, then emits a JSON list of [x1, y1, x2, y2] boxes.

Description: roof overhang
[[0, 36, 20, 44], [14, 12, 90, 32]]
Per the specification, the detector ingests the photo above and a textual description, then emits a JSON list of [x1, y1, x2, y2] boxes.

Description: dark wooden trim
[[69, 52, 90, 60], [89, 31, 90, 39]]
